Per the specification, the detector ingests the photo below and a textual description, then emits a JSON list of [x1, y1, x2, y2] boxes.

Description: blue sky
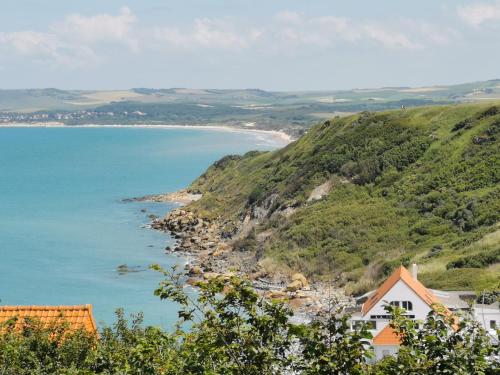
[[0, 0, 499, 90]]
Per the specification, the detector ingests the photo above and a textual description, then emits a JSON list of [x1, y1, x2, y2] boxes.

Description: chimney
[[412, 263, 418, 280]]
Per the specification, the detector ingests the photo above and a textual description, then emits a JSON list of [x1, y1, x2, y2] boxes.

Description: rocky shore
[[149, 205, 354, 317], [124, 190, 202, 205]]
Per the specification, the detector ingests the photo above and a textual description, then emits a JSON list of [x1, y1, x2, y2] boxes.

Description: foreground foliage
[[373, 305, 498, 375], [0, 271, 498, 374]]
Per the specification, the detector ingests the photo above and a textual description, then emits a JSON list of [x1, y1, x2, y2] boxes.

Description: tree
[[152, 265, 296, 375], [372, 304, 499, 375], [294, 304, 373, 375], [0, 272, 498, 374], [0, 316, 96, 375], [90, 309, 180, 375]]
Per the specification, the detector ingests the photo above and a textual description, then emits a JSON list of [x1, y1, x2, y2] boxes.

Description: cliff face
[[186, 103, 500, 295]]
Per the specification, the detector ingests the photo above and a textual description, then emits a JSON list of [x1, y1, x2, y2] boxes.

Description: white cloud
[[275, 10, 303, 25], [0, 7, 459, 69], [193, 18, 249, 49], [363, 25, 419, 49], [51, 6, 138, 50], [0, 30, 97, 66], [119, 10, 437, 54], [402, 19, 459, 46], [154, 18, 262, 50], [272, 12, 422, 50], [0, 31, 58, 55], [0, 7, 136, 67], [457, 1, 500, 26]]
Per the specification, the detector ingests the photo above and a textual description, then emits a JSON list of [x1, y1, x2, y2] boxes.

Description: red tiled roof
[[0, 305, 97, 334], [362, 266, 443, 316], [373, 325, 401, 345]]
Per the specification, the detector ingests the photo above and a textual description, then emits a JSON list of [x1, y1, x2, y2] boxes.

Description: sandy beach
[[0, 122, 294, 145]]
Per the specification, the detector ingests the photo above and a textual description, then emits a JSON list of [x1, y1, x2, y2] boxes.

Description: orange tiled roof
[[0, 305, 97, 334], [373, 325, 401, 345], [362, 266, 443, 316]]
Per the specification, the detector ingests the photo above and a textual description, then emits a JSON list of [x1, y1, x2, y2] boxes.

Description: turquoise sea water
[[0, 127, 284, 327]]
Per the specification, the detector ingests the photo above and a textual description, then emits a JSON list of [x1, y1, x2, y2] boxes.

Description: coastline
[[6, 120, 342, 314], [145, 199, 353, 318], [124, 190, 202, 205], [0, 122, 294, 145]]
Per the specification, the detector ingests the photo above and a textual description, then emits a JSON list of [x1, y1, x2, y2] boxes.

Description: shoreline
[[0, 122, 294, 145], [146, 203, 353, 318], [125, 190, 202, 206]]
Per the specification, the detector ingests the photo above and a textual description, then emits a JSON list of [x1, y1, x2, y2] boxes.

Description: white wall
[[473, 306, 500, 333], [374, 345, 399, 361], [368, 280, 431, 318], [365, 279, 432, 336]]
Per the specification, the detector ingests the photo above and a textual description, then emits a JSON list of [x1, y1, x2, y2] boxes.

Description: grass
[[187, 102, 500, 294]]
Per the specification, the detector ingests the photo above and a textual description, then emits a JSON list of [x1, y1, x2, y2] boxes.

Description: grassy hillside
[[187, 103, 500, 294]]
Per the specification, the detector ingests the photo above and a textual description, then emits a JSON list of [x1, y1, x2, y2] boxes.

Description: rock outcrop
[[149, 207, 354, 317]]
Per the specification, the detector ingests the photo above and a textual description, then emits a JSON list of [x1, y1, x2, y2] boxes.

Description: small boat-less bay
[[0, 127, 285, 326]]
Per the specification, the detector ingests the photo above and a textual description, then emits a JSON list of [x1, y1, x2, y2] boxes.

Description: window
[[390, 301, 413, 311], [402, 301, 413, 311], [491, 320, 497, 329], [370, 315, 392, 320], [371, 314, 414, 320]]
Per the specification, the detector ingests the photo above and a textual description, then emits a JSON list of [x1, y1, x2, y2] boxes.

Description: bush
[[372, 305, 499, 375], [190, 103, 500, 291], [452, 118, 474, 132], [0, 317, 96, 374], [213, 154, 242, 170], [0, 271, 498, 374], [248, 185, 265, 205], [447, 248, 500, 269]]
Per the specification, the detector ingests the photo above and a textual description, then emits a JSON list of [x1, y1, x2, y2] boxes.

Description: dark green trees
[[0, 271, 498, 374]]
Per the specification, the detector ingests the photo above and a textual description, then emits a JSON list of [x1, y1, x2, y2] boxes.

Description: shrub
[[213, 154, 242, 169], [477, 105, 499, 119], [0, 272, 498, 374], [373, 304, 499, 375], [452, 118, 474, 132], [446, 248, 500, 269], [0, 317, 97, 374], [248, 185, 265, 205]]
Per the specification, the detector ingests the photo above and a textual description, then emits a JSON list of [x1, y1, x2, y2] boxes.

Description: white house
[[348, 264, 499, 360], [473, 302, 500, 335]]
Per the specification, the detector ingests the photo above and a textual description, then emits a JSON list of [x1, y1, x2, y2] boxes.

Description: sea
[[0, 126, 286, 328]]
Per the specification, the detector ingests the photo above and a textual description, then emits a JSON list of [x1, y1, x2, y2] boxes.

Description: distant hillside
[[1, 80, 500, 136], [187, 103, 500, 294]]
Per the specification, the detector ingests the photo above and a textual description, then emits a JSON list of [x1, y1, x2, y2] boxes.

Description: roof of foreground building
[[372, 325, 401, 345], [0, 305, 97, 334]]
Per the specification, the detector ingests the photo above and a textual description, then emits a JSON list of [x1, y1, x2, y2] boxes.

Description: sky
[[0, 0, 499, 91]]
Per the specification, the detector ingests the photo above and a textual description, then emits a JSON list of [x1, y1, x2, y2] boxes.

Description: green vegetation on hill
[[188, 103, 500, 294]]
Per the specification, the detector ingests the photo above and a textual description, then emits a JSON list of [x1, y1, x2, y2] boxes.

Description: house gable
[[366, 279, 433, 319], [362, 266, 443, 317]]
